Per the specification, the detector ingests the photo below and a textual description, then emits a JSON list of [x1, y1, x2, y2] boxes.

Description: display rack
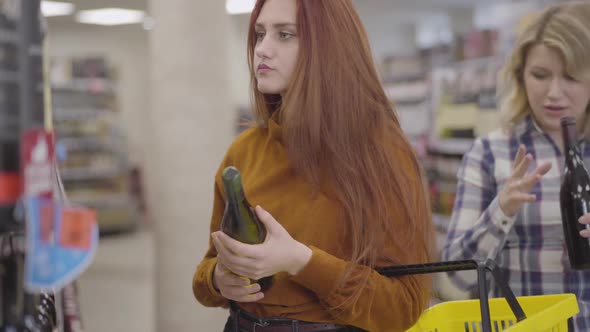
[[51, 56, 138, 233], [0, 1, 71, 330], [381, 54, 432, 158], [425, 57, 504, 229]]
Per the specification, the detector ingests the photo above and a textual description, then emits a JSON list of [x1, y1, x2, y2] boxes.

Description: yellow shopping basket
[[377, 259, 579, 332], [406, 293, 578, 332]]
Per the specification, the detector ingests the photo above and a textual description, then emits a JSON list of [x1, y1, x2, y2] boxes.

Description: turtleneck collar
[[268, 110, 283, 142]]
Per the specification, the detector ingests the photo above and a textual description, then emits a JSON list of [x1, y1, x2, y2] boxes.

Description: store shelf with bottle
[[408, 29, 506, 249], [426, 58, 505, 240], [51, 56, 138, 233], [380, 54, 432, 159]]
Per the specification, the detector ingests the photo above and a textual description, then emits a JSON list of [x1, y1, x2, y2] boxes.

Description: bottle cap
[[561, 116, 576, 126]]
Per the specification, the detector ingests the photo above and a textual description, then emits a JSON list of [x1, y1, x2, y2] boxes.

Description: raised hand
[[499, 144, 552, 217]]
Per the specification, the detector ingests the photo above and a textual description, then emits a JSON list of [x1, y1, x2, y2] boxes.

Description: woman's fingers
[[216, 267, 264, 302], [513, 154, 532, 178], [512, 192, 537, 203], [235, 291, 264, 302], [534, 161, 552, 176], [213, 234, 252, 270], [513, 144, 526, 166], [222, 272, 251, 287], [513, 161, 552, 191], [216, 252, 256, 279], [519, 174, 541, 192], [579, 214, 590, 225], [227, 282, 261, 296], [579, 215, 590, 238], [221, 283, 264, 302]]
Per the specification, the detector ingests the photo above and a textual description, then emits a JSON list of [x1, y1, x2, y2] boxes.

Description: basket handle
[[376, 259, 526, 332]]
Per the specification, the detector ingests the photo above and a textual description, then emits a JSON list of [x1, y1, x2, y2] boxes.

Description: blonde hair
[[499, 1, 590, 136]]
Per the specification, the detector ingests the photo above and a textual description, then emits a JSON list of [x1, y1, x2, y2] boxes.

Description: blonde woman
[[442, 2, 590, 330]]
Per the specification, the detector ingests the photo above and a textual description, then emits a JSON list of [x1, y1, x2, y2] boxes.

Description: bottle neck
[[563, 122, 582, 170], [563, 123, 577, 146], [223, 178, 245, 203]]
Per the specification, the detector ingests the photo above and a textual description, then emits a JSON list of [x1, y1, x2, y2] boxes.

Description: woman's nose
[[255, 36, 273, 60], [547, 78, 565, 100]]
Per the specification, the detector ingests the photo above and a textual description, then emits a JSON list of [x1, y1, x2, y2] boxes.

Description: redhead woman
[[193, 1, 434, 331]]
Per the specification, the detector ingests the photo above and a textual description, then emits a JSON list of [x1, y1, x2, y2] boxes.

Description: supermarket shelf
[[53, 108, 110, 120], [382, 72, 427, 84], [58, 137, 122, 153], [95, 204, 139, 233], [393, 98, 429, 107], [432, 213, 451, 233], [0, 28, 18, 43], [0, 69, 18, 84], [0, 232, 25, 257], [52, 56, 138, 233], [52, 78, 114, 94], [60, 167, 127, 181], [428, 138, 473, 155], [0, 114, 17, 132], [68, 194, 136, 208], [383, 81, 429, 101]]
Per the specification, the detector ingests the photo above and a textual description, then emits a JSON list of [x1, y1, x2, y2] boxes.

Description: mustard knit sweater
[[193, 113, 429, 331]]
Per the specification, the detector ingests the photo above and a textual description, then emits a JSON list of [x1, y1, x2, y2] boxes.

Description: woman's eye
[[255, 31, 265, 41], [532, 72, 547, 80], [279, 31, 294, 40], [564, 74, 577, 82]]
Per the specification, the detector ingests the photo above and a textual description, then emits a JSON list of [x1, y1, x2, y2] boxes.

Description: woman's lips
[[257, 64, 272, 73], [545, 106, 566, 112]]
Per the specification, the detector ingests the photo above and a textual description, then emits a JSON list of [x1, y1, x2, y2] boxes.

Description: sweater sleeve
[[291, 247, 429, 332], [441, 137, 516, 292], [192, 165, 230, 308]]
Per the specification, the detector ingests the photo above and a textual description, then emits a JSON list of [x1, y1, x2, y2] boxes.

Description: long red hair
[[248, 0, 434, 310]]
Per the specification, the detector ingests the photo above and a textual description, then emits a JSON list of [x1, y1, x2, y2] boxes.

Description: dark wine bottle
[[220, 166, 273, 290], [560, 116, 590, 269]]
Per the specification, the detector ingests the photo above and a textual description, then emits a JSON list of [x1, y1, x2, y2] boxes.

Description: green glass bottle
[[220, 166, 273, 291]]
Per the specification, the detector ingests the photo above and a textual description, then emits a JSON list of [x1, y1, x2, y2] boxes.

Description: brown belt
[[229, 304, 349, 332]]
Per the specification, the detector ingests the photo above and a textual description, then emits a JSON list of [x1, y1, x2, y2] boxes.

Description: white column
[[147, 0, 234, 330]]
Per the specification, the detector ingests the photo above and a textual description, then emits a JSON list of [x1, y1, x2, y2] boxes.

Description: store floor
[[77, 228, 155, 332]]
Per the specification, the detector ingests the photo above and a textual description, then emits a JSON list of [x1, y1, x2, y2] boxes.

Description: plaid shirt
[[442, 116, 590, 330]]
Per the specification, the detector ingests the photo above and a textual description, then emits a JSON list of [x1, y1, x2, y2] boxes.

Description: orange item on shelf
[[59, 208, 97, 250], [40, 203, 55, 243]]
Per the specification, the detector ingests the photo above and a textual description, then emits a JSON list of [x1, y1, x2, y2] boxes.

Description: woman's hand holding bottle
[[212, 260, 264, 302], [212, 205, 312, 300]]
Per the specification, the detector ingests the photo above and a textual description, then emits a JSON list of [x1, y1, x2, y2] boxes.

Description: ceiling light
[[225, 0, 256, 15], [41, 1, 74, 17], [76, 8, 145, 26]]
